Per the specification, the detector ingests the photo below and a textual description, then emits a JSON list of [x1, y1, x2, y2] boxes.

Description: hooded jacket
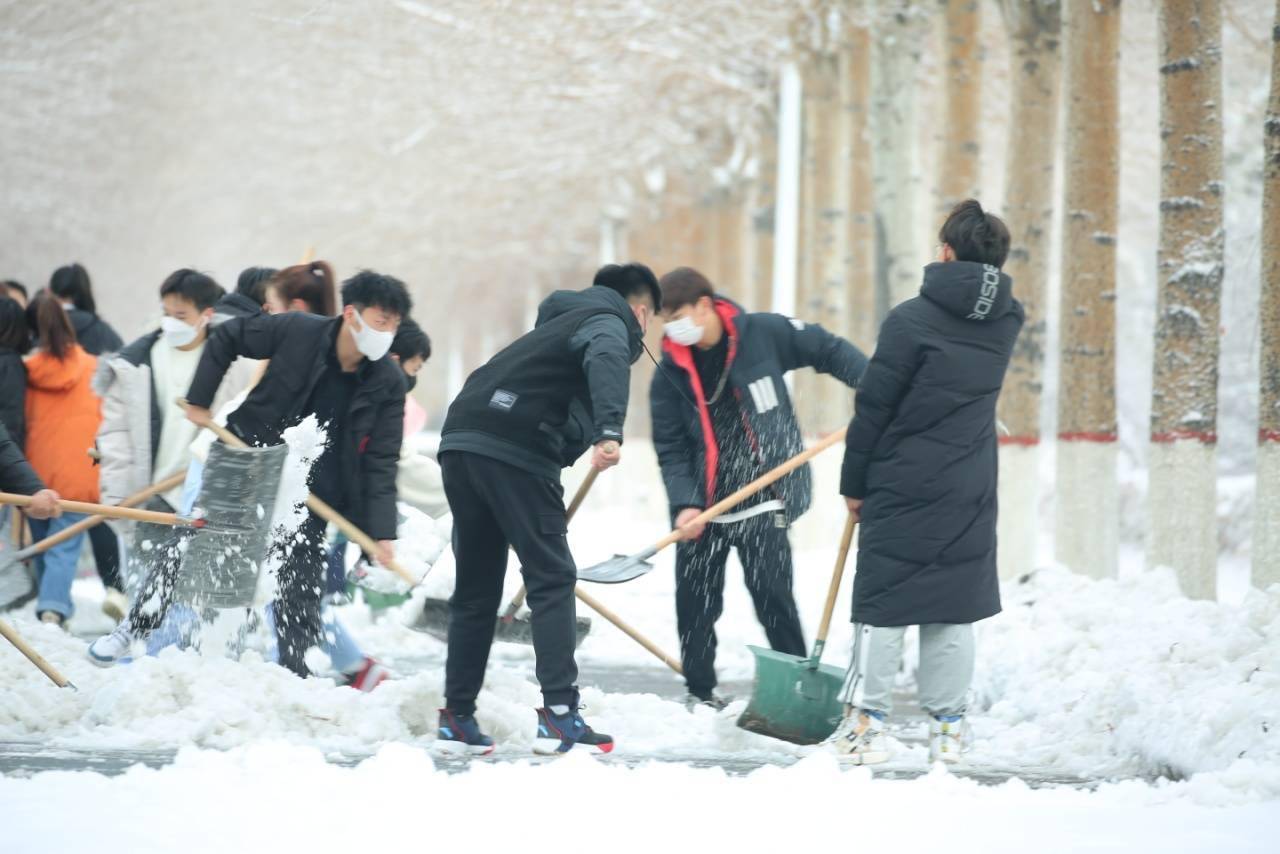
[[186, 312, 405, 540], [0, 347, 27, 446], [24, 345, 102, 501], [651, 298, 868, 522], [440, 285, 643, 480], [65, 308, 123, 356], [840, 261, 1025, 626], [0, 421, 43, 496]]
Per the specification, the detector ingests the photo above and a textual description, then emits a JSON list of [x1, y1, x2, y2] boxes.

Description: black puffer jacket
[[651, 298, 867, 522], [186, 312, 406, 540], [841, 262, 1024, 626], [66, 308, 123, 355], [0, 422, 43, 495], [0, 348, 26, 446]]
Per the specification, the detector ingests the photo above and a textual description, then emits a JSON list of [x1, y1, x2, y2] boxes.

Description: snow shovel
[[0, 471, 188, 610], [412, 468, 601, 647], [578, 428, 848, 584], [0, 492, 247, 532], [0, 617, 75, 690], [736, 513, 857, 745], [185, 404, 421, 587], [171, 440, 289, 609]]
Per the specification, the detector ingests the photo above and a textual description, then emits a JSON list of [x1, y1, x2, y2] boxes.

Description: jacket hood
[[26, 345, 95, 392], [67, 308, 102, 336], [536, 286, 644, 353], [920, 262, 1015, 322], [213, 292, 264, 322]]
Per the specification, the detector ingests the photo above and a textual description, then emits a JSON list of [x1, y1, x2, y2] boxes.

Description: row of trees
[[609, 0, 1278, 599]]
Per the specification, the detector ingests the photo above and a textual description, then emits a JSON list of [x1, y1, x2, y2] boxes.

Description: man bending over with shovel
[[651, 268, 868, 710], [435, 263, 660, 756], [830, 199, 1023, 765], [89, 271, 410, 677]]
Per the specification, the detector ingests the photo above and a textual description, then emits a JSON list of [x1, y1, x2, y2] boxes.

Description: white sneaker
[[826, 709, 890, 765], [101, 588, 128, 622], [87, 624, 135, 667], [929, 715, 969, 764]]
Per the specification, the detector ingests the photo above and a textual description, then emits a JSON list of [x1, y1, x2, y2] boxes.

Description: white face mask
[[664, 315, 704, 347], [161, 315, 203, 348], [350, 310, 394, 361]]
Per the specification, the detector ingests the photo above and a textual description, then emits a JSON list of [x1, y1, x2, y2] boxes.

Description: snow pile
[[973, 566, 1280, 783], [1, 743, 1277, 854]]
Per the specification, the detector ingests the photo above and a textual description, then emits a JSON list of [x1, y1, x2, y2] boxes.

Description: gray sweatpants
[[838, 623, 974, 718]]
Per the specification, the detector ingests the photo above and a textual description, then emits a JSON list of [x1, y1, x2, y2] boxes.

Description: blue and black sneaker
[[533, 707, 614, 755], [436, 709, 495, 756]]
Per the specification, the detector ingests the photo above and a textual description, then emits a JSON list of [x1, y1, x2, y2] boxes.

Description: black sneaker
[[683, 692, 730, 712], [436, 709, 495, 756], [533, 707, 614, 755]]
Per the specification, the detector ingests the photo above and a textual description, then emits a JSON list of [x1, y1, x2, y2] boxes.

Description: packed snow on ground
[[1, 454, 1277, 849]]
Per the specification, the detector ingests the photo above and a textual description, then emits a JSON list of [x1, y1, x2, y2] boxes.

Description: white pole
[[772, 61, 802, 319]]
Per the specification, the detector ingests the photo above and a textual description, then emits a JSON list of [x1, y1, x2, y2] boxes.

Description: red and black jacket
[[650, 298, 867, 523]]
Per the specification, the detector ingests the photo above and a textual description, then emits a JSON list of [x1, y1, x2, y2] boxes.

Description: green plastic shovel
[[736, 513, 857, 745]]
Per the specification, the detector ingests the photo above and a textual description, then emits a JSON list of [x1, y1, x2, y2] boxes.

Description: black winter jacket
[[841, 262, 1024, 626], [0, 348, 27, 446], [67, 309, 123, 356], [651, 299, 868, 522], [440, 286, 642, 480], [213, 292, 264, 322], [0, 422, 43, 496], [186, 313, 406, 540]]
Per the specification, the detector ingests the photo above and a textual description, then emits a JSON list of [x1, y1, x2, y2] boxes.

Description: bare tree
[[938, 0, 982, 211], [844, 1, 878, 350], [995, 0, 1062, 580], [1054, 0, 1121, 580], [745, 108, 778, 312], [1256, 1, 1280, 590], [1148, 0, 1224, 599]]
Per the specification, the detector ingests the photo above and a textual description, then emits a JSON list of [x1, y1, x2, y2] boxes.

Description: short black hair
[[658, 267, 715, 313], [939, 199, 1011, 268], [391, 316, 431, 363], [593, 263, 661, 312], [49, 263, 96, 314], [159, 268, 224, 311], [236, 267, 277, 304], [341, 270, 412, 318], [0, 296, 29, 353], [2, 280, 27, 301]]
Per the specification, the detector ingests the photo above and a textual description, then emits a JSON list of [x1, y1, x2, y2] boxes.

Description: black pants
[[89, 523, 122, 593], [675, 512, 806, 698], [128, 510, 328, 679], [441, 451, 578, 714]]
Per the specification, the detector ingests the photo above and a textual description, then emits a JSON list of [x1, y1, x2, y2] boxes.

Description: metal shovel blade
[[735, 645, 846, 745], [173, 441, 288, 610], [576, 546, 658, 584], [410, 595, 592, 648]]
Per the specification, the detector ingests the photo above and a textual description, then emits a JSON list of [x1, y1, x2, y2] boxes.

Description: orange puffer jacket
[[25, 345, 102, 502]]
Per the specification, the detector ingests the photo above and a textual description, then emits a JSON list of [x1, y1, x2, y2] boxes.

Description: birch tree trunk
[[1255, 1, 1280, 590], [871, 0, 927, 314], [844, 6, 878, 351], [1054, 0, 1121, 580], [1148, 0, 1224, 600], [995, 0, 1062, 580], [938, 0, 982, 211]]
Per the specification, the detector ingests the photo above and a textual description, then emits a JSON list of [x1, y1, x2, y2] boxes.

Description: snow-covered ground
[[2, 446, 1277, 851]]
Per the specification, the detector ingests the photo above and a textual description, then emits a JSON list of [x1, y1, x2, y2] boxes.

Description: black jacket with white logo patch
[[650, 298, 867, 523]]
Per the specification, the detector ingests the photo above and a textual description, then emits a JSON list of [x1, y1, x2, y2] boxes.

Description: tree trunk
[[1054, 0, 1121, 580], [844, 7, 878, 352], [1255, 1, 1280, 590], [1148, 0, 1224, 600], [745, 107, 778, 313], [995, 0, 1062, 580], [871, 0, 927, 313], [938, 0, 982, 212]]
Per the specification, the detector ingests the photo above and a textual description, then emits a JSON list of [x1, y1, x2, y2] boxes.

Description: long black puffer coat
[[841, 261, 1024, 626]]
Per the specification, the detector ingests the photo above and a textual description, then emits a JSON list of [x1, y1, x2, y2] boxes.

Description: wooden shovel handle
[[654, 427, 848, 552], [18, 471, 188, 559], [815, 514, 858, 645], [501, 467, 600, 618], [574, 586, 682, 674], [0, 493, 190, 527], [183, 402, 419, 587], [0, 618, 73, 689]]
